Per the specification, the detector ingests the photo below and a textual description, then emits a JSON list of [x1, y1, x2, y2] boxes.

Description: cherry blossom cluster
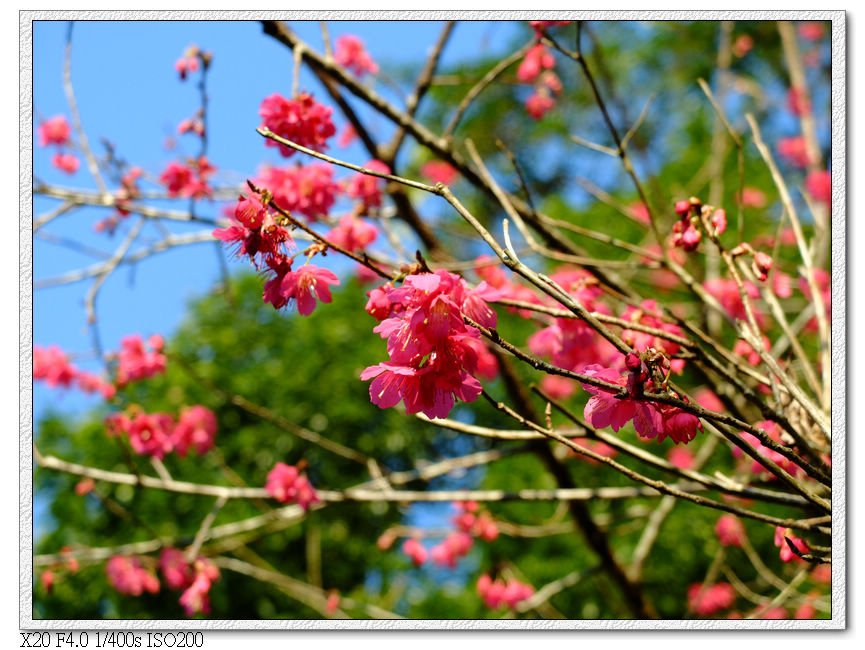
[[95, 167, 143, 235], [37, 114, 79, 175], [264, 462, 320, 510], [334, 35, 379, 77], [106, 555, 160, 597], [774, 527, 809, 563], [517, 41, 561, 120], [159, 156, 215, 199], [214, 189, 344, 317], [115, 334, 167, 386], [105, 405, 218, 459], [581, 354, 702, 445], [671, 197, 726, 252], [476, 574, 534, 611], [420, 160, 458, 186], [255, 163, 341, 221], [687, 582, 736, 617], [34, 345, 115, 399], [174, 44, 211, 81], [361, 270, 499, 420], [730, 420, 804, 480], [259, 92, 336, 157]]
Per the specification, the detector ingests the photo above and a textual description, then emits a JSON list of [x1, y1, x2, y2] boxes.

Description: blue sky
[[33, 19, 526, 421]]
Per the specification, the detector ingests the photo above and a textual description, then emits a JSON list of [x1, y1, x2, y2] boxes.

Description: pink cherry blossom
[[732, 34, 754, 58], [259, 92, 336, 157], [265, 462, 320, 510], [179, 559, 219, 616], [325, 214, 378, 252], [33, 345, 77, 388], [334, 35, 379, 77], [430, 531, 473, 569], [777, 136, 811, 168], [38, 115, 71, 147], [525, 90, 555, 120], [774, 526, 809, 562], [346, 160, 390, 212], [517, 44, 555, 83], [106, 556, 160, 596], [667, 446, 695, 470], [420, 160, 458, 185], [256, 163, 341, 221], [798, 22, 826, 40], [115, 335, 167, 386], [477, 574, 534, 610], [174, 46, 200, 80], [52, 152, 79, 174], [715, 515, 746, 547], [805, 169, 831, 204], [401, 538, 427, 567], [361, 271, 497, 419], [159, 158, 213, 199], [265, 264, 340, 316], [214, 194, 294, 265], [126, 412, 176, 459], [739, 187, 767, 208], [172, 405, 218, 456], [159, 548, 194, 591], [787, 86, 811, 116], [687, 582, 735, 616]]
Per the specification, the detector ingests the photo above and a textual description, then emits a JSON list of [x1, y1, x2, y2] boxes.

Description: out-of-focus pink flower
[[106, 556, 160, 596], [787, 86, 811, 116], [477, 574, 534, 610], [338, 124, 357, 148], [159, 548, 194, 591], [115, 335, 167, 386], [177, 117, 205, 137], [256, 163, 341, 222], [40, 570, 55, 593], [571, 438, 619, 464], [430, 532, 473, 569], [517, 43, 555, 83], [265, 462, 320, 510], [777, 136, 811, 168], [715, 515, 746, 547], [539, 374, 576, 400], [75, 371, 116, 399], [159, 158, 213, 199], [628, 202, 651, 225], [401, 538, 427, 567], [334, 35, 379, 77], [179, 559, 219, 617], [259, 92, 336, 157], [325, 591, 341, 615], [805, 169, 831, 204], [667, 446, 695, 470], [704, 278, 764, 326], [732, 33, 754, 58], [127, 412, 176, 459], [52, 152, 79, 174], [75, 478, 95, 496], [38, 115, 72, 147], [775, 526, 809, 562], [34, 345, 76, 388], [525, 90, 555, 120], [772, 270, 794, 299], [739, 187, 767, 208], [528, 20, 571, 35], [346, 160, 390, 212], [325, 214, 378, 252], [172, 405, 218, 457], [175, 45, 200, 80], [421, 160, 458, 186], [798, 22, 826, 40], [688, 583, 736, 617], [733, 336, 770, 367], [694, 388, 724, 413]]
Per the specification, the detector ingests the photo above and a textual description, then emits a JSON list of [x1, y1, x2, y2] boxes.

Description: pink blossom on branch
[[214, 194, 294, 265], [38, 115, 72, 147], [115, 335, 167, 386], [517, 44, 555, 84], [420, 160, 458, 186], [255, 163, 341, 221], [477, 574, 534, 610], [334, 35, 379, 77], [325, 214, 378, 252], [715, 514, 746, 547], [346, 159, 390, 212], [265, 264, 340, 316], [259, 92, 336, 157], [52, 152, 80, 175], [402, 538, 428, 567], [687, 582, 736, 617], [265, 462, 320, 510], [106, 556, 159, 596], [178, 559, 220, 617], [172, 405, 218, 456]]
